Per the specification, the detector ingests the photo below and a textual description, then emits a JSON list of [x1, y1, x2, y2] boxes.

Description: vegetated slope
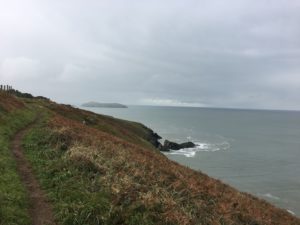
[[12, 120, 57, 225], [23, 97, 300, 225], [0, 93, 35, 225], [43, 102, 161, 150], [0, 92, 300, 225], [0, 92, 24, 113]]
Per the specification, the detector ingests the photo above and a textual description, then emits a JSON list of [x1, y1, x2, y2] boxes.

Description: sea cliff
[[0, 91, 299, 225]]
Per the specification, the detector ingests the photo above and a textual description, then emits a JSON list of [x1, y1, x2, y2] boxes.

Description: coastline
[[82, 105, 300, 216], [1, 93, 299, 224]]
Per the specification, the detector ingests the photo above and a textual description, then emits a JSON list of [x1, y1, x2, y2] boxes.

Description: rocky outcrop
[[146, 131, 162, 149], [179, 141, 196, 149], [159, 140, 196, 152]]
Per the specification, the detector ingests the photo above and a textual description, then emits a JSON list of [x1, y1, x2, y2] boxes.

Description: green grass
[[23, 120, 111, 225], [43, 103, 159, 150], [22, 115, 159, 225], [0, 109, 35, 225], [2, 96, 299, 225]]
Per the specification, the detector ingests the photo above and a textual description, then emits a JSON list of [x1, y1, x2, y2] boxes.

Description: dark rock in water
[[163, 140, 181, 150], [141, 126, 196, 152], [160, 140, 196, 151], [179, 141, 196, 149]]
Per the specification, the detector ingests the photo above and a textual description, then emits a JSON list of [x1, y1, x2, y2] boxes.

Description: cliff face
[[1, 93, 300, 225]]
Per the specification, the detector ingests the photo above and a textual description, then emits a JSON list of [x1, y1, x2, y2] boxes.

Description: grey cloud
[[0, 0, 300, 109]]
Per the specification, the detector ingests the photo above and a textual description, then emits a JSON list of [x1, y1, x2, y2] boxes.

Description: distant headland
[[82, 101, 128, 108]]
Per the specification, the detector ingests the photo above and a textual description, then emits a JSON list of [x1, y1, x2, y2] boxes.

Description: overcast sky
[[0, 0, 300, 110]]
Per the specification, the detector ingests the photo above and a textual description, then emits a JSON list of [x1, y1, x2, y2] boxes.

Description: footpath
[[11, 121, 56, 225]]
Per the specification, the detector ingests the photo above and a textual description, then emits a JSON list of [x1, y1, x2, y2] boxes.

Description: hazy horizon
[[79, 101, 300, 113], [1, 0, 300, 110]]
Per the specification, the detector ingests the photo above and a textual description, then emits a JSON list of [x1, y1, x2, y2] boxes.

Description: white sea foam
[[167, 148, 197, 158], [287, 209, 296, 215], [260, 193, 280, 200], [165, 141, 230, 158]]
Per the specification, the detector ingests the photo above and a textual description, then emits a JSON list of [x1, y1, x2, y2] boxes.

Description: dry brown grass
[[0, 92, 25, 112], [44, 102, 160, 150], [46, 112, 300, 225]]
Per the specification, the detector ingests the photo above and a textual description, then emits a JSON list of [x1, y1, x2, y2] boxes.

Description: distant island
[[82, 101, 128, 108]]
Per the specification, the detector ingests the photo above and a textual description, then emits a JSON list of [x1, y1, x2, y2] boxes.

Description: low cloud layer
[[0, 0, 300, 110]]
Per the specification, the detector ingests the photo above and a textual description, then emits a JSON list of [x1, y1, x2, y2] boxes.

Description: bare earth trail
[[11, 119, 57, 225]]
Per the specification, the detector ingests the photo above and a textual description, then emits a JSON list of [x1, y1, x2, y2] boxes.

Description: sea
[[80, 105, 300, 216]]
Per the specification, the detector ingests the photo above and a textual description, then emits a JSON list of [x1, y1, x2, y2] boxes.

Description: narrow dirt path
[[11, 121, 57, 225]]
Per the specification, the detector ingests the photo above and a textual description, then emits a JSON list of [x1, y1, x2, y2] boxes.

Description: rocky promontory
[[159, 140, 196, 152]]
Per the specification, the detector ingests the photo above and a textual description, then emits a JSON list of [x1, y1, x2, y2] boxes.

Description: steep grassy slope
[[25, 112, 300, 225], [1, 93, 300, 225], [42, 101, 161, 150]]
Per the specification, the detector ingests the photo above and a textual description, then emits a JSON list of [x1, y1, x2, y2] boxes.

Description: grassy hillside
[[41, 101, 161, 150], [1, 92, 300, 225], [0, 93, 35, 225]]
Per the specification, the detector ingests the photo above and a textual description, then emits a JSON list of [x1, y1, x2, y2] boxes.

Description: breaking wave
[[287, 209, 296, 215], [259, 193, 280, 200], [165, 141, 230, 158]]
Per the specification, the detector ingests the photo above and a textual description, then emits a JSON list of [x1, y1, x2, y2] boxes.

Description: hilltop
[[0, 91, 299, 225], [82, 101, 127, 108]]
